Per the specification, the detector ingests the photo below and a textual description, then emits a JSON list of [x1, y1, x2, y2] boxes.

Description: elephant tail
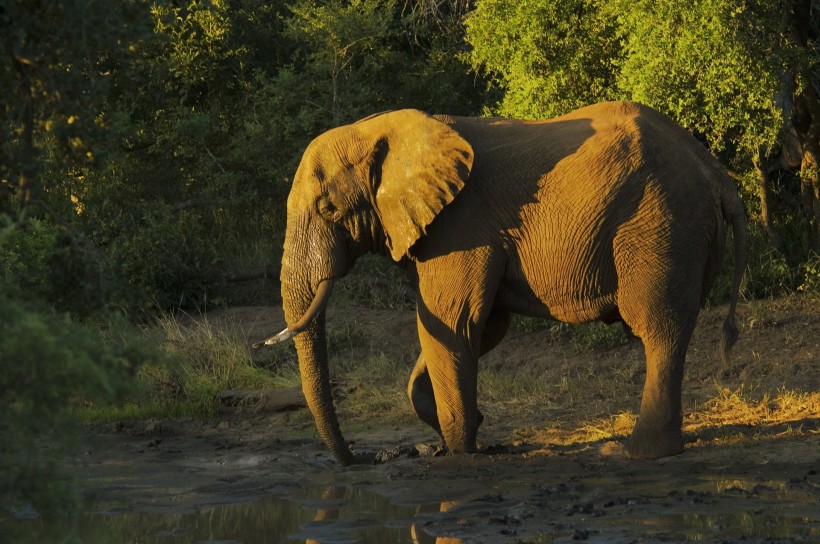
[[719, 184, 746, 366]]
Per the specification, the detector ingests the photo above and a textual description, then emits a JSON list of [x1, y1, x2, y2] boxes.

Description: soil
[[74, 295, 819, 543]]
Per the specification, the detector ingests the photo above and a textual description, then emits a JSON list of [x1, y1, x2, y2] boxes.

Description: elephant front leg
[[413, 248, 504, 454], [416, 311, 482, 455], [408, 354, 492, 441], [407, 355, 442, 437]]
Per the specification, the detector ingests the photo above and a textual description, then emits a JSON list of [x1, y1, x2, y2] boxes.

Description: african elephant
[[259, 101, 746, 465]]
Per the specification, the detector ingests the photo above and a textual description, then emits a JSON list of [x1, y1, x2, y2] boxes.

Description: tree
[[0, 0, 150, 313], [0, 0, 146, 218], [2, 0, 487, 313], [616, 0, 820, 256], [791, 0, 820, 253], [465, 0, 620, 118]]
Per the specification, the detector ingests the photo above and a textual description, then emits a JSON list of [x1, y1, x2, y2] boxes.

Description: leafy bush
[[0, 218, 107, 316], [797, 252, 820, 295], [0, 218, 60, 301], [0, 296, 164, 516], [103, 210, 221, 312]]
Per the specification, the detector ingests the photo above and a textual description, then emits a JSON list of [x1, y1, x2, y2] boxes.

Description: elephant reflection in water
[[302, 486, 462, 544], [411, 501, 463, 544], [304, 486, 345, 544]]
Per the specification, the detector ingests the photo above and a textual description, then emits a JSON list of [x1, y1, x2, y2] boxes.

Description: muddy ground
[[73, 294, 819, 542]]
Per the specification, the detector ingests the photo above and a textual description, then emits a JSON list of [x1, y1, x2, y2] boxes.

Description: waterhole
[[8, 470, 820, 542], [11, 485, 431, 543]]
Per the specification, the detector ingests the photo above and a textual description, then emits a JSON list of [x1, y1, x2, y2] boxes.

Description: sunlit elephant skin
[[272, 101, 746, 465]]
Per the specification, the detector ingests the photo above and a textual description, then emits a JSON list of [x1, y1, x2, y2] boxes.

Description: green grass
[[328, 323, 367, 354], [150, 315, 282, 415], [572, 321, 630, 351], [479, 367, 555, 412], [337, 353, 413, 423], [80, 314, 302, 420], [511, 314, 630, 351]]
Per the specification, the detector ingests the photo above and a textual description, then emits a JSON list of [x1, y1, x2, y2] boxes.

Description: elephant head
[[275, 110, 473, 464]]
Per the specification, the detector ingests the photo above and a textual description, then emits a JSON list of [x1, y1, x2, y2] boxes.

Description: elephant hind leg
[[617, 270, 703, 459], [623, 330, 693, 459]]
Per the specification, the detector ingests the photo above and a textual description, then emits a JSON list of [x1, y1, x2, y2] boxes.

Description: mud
[[11, 295, 820, 542], [23, 420, 820, 543]]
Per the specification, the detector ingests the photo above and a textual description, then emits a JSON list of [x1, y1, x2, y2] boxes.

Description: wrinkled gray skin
[[271, 102, 746, 465]]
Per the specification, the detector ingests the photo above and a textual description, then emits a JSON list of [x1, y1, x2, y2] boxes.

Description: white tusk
[[252, 327, 294, 349], [265, 327, 295, 345], [251, 279, 335, 349]]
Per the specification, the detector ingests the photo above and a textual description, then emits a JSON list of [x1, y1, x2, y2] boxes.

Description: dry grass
[[128, 293, 819, 453], [514, 384, 820, 451], [685, 384, 820, 437]]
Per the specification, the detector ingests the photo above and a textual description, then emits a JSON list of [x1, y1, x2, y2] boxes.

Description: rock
[[256, 387, 307, 412], [216, 387, 307, 413]]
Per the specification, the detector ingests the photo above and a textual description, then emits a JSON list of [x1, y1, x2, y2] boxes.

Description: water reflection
[[410, 501, 462, 544], [8, 473, 817, 543], [296, 485, 462, 544], [7, 483, 465, 543]]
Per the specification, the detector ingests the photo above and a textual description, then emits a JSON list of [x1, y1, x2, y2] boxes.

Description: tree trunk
[[752, 150, 783, 252], [11, 53, 34, 214], [800, 143, 820, 253], [791, 0, 820, 253]]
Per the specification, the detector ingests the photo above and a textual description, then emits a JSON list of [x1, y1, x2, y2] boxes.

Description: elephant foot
[[415, 442, 446, 458], [443, 440, 479, 456], [622, 426, 684, 460]]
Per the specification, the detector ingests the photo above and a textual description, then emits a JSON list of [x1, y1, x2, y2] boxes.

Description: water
[[8, 486, 429, 544], [7, 472, 820, 543]]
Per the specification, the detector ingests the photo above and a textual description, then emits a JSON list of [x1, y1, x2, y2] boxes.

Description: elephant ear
[[371, 110, 474, 261]]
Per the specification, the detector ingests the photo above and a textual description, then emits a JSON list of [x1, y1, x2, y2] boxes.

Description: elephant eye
[[317, 197, 339, 220]]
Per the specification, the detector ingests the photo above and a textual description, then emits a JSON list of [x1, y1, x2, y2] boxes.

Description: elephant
[[258, 101, 746, 465]]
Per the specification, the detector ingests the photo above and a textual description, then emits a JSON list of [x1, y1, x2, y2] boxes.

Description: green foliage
[[798, 252, 820, 294], [465, 0, 620, 118], [105, 210, 221, 311], [0, 295, 163, 516], [510, 314, 628, 350], [0, 0, 147, 215], [0, 218, 61, 300], [4, 0, 486, 315], [743, 228, 798, 298], [284, 0, 396, 124], [0, 218, 108, 315], [572, 322, 630, 351], [335, 255, 415, 310], [613, 0, 785, 154], [466, 0, 818, 299]]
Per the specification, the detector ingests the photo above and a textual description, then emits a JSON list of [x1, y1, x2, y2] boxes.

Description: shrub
[[0, 296, 163, 516]]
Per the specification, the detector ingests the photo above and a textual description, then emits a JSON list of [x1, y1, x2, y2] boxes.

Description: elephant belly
[[498, 252, 620, 324]]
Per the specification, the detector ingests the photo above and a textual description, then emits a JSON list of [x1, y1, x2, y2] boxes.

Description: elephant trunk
[[292, 314, 357, 465], [253, 280, 334, 347], [279, 218, 357, 465]]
